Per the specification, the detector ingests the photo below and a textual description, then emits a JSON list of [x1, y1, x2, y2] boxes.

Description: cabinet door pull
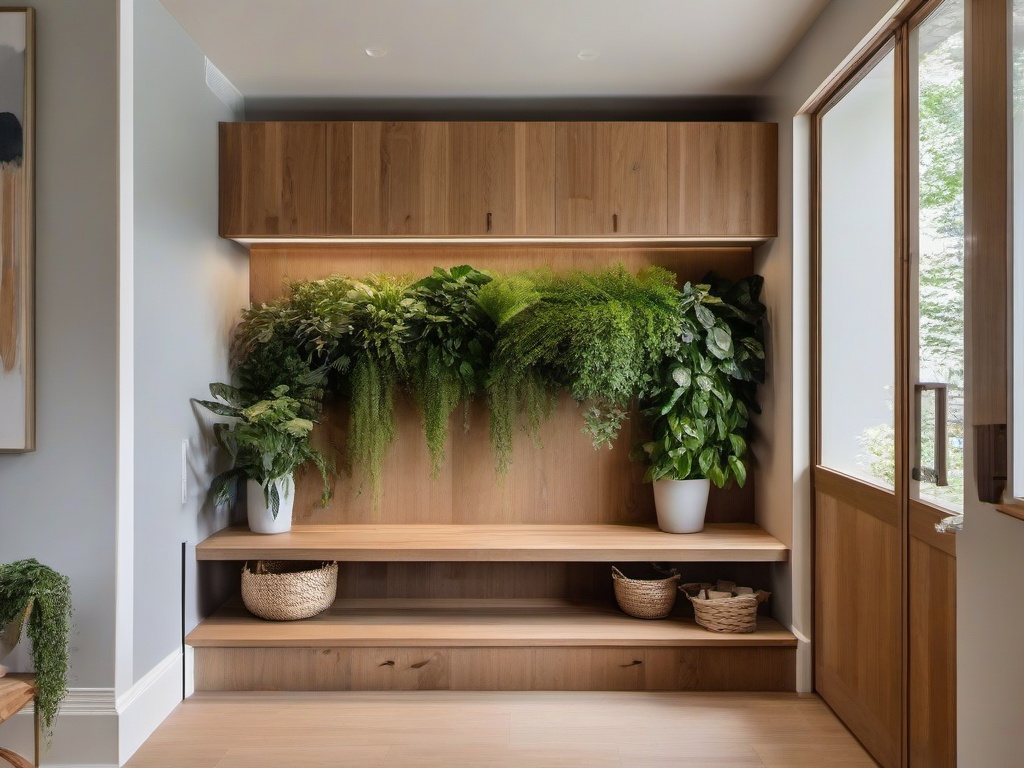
[[378, 660, 395, 667], [486, 211, 493, 232], [620, 659, 643, 668], [612, 213, 619, 233], [411, 659, 431, 669]]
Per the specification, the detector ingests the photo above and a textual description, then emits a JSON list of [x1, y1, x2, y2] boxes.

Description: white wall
[[755, 0, 902, 691], [0, 0, 119, 696], [125, 0, 246, 753]]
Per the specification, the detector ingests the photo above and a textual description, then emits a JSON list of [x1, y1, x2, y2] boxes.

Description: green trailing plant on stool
[[0, 559, 72, 739], [638, 275, 766, 487], [194, 383, 333, 515]]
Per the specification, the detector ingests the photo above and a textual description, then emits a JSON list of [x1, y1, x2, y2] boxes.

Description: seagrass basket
[[612, 566, 680, 619], [241, 560, 337, 621], [680, 583, 770, 633]]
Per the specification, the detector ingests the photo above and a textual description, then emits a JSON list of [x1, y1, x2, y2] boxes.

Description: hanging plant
[[485, 266, 682, 473], [0, 559, 72, 740], [344, 274, 420, 500], [407, 266, 495, 476], [637, 275, 766, 487]]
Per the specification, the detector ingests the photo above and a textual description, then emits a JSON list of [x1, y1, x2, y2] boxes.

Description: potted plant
[[0, 559, 72, 739], [638, 276, 766, 533], [194, 383, 332, 534]]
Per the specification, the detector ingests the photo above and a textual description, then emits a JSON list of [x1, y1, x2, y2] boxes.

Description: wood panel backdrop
[[249, 244, 757, 526]]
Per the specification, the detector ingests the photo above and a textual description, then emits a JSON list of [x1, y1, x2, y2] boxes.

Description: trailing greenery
[[343, 275, 421, 500], [638, 275, 766, 488], [407, 266, 495, 476], [201, 264, 769, 503], [485, 266, 681, 473], [194, 383, 332, 516], [0, 559, 72, 738]]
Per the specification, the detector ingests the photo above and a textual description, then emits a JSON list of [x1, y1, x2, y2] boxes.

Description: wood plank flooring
[[125, 691, 876, 767]]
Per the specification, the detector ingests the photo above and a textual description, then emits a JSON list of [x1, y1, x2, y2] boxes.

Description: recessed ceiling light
[[365, 46, 388, 58], [577, 49, 598, 61]]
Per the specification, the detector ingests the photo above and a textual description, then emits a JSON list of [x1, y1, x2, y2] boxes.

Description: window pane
[[912, 0, 965, 511], [820, 51, 896, 488]]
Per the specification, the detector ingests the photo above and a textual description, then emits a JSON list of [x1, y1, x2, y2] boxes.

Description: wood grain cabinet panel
[[352, 121, 452, 235], [667, 122, 778, 238], [554, 122, 668, 236], [325, 122, 354, 234], [219, 122, 329, 237]]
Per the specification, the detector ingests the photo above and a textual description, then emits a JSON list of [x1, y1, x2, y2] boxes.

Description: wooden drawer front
[[219, 122, 328, 237], [195, 646, 794, 692], [667, 122, 778, 238]]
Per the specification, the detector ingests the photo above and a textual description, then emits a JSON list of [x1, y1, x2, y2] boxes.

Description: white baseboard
[[117, 650, 183, 763], [0, 650, 183, 766]]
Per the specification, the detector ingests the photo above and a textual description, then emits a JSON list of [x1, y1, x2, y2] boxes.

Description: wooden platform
[[186, 598, 796, 648], [196, 523, 789, 562]]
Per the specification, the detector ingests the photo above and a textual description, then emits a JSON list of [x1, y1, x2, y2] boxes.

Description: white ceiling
[[160, 0, 830, 100]]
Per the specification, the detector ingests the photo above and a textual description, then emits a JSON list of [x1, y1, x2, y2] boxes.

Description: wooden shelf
[[186, 598, 796, 649], [196, 523, 789, 563]]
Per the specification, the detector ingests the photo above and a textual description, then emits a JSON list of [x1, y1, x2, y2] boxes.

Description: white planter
[[653, 478, 711, 534], [246, 476, 295, 534]]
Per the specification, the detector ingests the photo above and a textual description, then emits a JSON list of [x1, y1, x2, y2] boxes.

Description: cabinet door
[[667, 123, 778, 238], [554, 122, 668, 236], [325, 122, 353, 235], [219, 122, 327, 237], [448, 122, 515, 235], [352, 122, 451, 235]]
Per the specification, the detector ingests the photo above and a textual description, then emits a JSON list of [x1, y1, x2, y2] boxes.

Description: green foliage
[[407, 266, 495, 476], [0, 559, 72, 738], [194, 384, 332, 516], [344, 275, 419, 500], [638, 275, 766, 488], [486, 266, 682, 473]]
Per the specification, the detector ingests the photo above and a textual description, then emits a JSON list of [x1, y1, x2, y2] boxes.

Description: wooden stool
[[0, 675, 37, 768]]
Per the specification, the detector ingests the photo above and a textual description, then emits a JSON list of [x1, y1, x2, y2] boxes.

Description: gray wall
[[132, 0, 247, 682], [0, 0, 119, 690]]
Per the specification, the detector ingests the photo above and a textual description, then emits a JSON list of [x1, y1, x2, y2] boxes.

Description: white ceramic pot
[[0, 601, 31, 678], [653, 478, 711, 534], [246, 476, 295, 534]]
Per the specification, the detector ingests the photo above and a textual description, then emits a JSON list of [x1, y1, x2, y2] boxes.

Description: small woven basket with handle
[[680, 583, 770, 633], [612, 566, 680, 619], [241, 560, 337, 621]]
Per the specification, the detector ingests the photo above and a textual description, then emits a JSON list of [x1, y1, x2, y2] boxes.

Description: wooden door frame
[[807, 2, 962, 766]]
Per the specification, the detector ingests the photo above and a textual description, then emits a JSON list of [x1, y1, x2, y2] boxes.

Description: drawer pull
[[411, 659, 431, 669], [486, 212, 493, 232], [621, 659, 643, 668], [378, 660, 395, 667], [612, 213, 619, 232]]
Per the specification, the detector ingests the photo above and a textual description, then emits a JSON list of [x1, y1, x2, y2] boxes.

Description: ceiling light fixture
[[577, 49, 598, 61], [365, 46, 388, 58]]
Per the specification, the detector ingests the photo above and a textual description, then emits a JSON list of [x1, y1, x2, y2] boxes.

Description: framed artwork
[[0, 8, 33, 452]]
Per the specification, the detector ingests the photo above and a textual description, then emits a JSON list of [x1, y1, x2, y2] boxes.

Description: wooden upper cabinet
[[352, 122, 451, 235], [553, 122, 668, 236], [219, 122, 332, 237], [352, 122, 555, 236], [219, 120, 778, 239], [667, 122, 778, 238]]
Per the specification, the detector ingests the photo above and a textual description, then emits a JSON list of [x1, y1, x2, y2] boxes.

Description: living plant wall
[[205, 263, 766, 509]]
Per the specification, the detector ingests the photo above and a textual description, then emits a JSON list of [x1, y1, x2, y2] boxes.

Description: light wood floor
[[125, 691, 877, 767]]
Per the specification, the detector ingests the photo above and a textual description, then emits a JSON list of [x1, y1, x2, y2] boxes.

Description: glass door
[[910, 0, 966, 514]]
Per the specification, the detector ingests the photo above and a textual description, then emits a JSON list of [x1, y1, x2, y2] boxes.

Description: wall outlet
[[181, 439, 189, 505]]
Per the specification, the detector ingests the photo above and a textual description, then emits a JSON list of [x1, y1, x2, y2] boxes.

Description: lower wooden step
[[189, 599, 796, 692]]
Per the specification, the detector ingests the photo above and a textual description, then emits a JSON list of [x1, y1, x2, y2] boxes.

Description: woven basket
[[612, 566, 680, 619], [241, 560, 338, 621], [680, 583, 770, 633]]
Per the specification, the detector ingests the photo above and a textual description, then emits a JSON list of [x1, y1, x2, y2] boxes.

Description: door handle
[[912, 382, 948, 487]]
